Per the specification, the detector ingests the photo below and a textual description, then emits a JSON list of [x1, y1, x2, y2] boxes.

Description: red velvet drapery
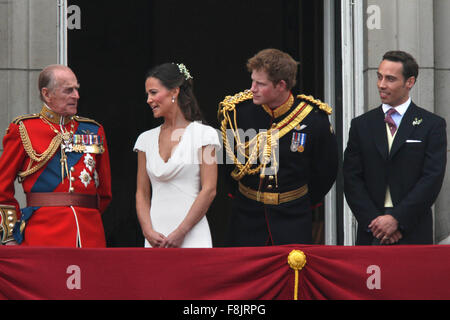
[[1, 245, 449, 300]]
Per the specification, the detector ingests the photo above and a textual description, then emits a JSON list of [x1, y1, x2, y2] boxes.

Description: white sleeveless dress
[[134, 121, 220, 248]]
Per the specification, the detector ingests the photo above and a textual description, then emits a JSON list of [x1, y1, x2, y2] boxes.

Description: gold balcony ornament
[[288, 250, 307, 300]]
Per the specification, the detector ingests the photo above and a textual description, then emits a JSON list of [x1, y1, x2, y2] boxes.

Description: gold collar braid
[[219, 90, 314, 181], [261, 93, 294, 118], [40, 105, 74, 125]]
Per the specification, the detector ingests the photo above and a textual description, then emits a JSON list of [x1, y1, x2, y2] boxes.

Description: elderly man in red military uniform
[[0, 64, 112, 247]]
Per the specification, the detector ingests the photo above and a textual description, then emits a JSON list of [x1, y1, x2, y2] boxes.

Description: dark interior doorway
[[68, 0, 324, 247]]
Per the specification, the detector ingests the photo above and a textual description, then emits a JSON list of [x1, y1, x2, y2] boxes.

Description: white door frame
[[340, 0, 365, 245], [57, 0, 68, 66], [323, 0, 365, 245], [323, 0, 337, 245]]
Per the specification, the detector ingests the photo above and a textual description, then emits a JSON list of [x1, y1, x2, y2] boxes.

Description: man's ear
[[405, 76, 416, 90], [276, 80, 288, 91], [41, 87, 51, 103]]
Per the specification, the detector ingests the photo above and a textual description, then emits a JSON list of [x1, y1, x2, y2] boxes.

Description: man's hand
[[380, 230, 403, 245], [369, 214, 399, 241]]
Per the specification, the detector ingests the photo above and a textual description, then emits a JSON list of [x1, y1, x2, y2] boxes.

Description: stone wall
[[0, 0, 58, 206]]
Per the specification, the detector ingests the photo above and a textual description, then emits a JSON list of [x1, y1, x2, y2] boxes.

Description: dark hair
[[145, 63, 203, 121], [382, 51, 419, 81], [247, 48, 298, 90]]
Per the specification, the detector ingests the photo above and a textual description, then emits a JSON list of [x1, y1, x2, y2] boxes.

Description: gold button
[[267, 185, 273, 190], [69, 187, 74, 193], [70, 167, 75, 172], [268, 176, 274, 181]]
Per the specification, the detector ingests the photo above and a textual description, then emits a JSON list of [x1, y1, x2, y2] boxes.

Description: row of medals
[[290, 131, 306, 153], [60, 131, 102, 188], [62, 132, 104, 154]]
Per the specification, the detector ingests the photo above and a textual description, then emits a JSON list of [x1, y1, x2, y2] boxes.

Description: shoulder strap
[[297, 94, 332, 115], [74, 115, 101, 127], [218, 90, 253, 120], [12, 113, 40, 125]]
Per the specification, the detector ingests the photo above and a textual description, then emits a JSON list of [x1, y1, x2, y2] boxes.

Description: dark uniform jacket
[[220, 92, 338, 246]]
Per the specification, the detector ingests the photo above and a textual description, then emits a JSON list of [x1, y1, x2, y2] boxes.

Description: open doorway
[[68, 0, 325, 247]]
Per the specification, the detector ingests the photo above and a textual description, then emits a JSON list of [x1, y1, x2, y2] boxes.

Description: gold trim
[[72, 144, 104, 154], [0, 205, 17, 244], [219, 90, 314, 181], [74, 115, 101, 127], [12, 113, 40, 125], [261, 93, 294, 118], [40, 105, 73, 125], [288, 250, 307, 300], [238, 182, 308, 205], [297, 94, 333, 115], [17, 121, 62, 180]]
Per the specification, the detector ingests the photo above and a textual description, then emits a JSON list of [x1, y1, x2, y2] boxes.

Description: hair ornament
[[175, 63, 193, 80]]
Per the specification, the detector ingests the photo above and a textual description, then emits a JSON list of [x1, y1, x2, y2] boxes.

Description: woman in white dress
[[134, 63, 219, 248]]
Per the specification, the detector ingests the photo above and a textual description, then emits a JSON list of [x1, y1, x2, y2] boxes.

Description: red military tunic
[[0, 106, 112, 247]]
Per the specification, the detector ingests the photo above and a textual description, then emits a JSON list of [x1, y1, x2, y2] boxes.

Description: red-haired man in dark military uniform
[[0, 64, 112, 247], [219, 49, 338, 246]]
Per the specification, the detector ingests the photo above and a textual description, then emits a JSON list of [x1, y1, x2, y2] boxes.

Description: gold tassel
[[288, 250, 307, 300]]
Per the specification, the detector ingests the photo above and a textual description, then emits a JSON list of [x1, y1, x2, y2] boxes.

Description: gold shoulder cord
[[297, 94, 332, 115], [219, 91, 317, 181], [17, 121, 62, 181]]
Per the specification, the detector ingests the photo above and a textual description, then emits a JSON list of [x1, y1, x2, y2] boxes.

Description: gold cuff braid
[[0, 205, 17, 244]]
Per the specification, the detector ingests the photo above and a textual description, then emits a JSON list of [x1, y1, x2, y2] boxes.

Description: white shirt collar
[[382, 97, 411, 116]]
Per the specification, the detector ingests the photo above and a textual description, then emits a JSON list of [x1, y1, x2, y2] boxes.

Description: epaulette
[[12, 113, 40, 125], [297, 94, 332, 115], [218, 89, 253, 120], [73, 115, 101, 127]]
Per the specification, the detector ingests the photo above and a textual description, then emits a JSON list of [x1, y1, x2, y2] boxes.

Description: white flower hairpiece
[[176, 63, 193, 80]]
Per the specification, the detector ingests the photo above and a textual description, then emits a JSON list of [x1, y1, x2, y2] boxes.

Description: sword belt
[[26, 192, 98, 209], [238, 182, 308, 205]]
